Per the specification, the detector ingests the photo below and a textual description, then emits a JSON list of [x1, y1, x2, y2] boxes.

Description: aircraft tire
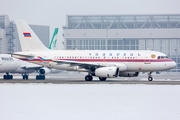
[[36, 75, 39, 80], [26, 75, 28, 80], [10, 75, 13, 79], [36, 75, 45, 80], [3, 75, 6, 79], [99, 77, 107, 81], [85, 75, 93, 81], [4, 75, 13, 80], [148, 77, 153, 81]]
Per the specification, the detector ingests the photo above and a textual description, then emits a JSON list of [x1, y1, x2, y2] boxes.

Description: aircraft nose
[[171, 61, 177, 69]]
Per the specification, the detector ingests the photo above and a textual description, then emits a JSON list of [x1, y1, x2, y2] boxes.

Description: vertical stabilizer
[[48, 28, 59, 50], [15, 20, 49, 52]]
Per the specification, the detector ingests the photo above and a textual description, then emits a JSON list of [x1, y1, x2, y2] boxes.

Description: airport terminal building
[[63, 14, 180, 72]]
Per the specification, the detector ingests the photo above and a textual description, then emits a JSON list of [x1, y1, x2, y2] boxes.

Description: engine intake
[[95, 67, 119, 78], [39, 67, 51, 75]]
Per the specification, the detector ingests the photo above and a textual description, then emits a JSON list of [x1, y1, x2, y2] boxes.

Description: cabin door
[[144, 52, 151, 71]]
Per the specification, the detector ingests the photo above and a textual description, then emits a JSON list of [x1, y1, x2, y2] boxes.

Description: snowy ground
[[0, 84, 180, 120]]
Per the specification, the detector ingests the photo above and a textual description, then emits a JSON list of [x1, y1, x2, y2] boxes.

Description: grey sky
[[1, 0, 180, 44]]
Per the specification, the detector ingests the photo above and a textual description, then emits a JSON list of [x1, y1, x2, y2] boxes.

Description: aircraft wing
[[53, 60, 106, 69], [53, 59, 127, 71], [20, 64, 42, 70]]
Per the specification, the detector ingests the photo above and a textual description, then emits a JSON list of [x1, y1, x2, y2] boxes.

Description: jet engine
[[39, 67, 51, 75], [119, 72, 139, 77], [95, 67, 119, 78]]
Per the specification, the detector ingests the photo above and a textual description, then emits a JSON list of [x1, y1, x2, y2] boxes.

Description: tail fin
[[15, 20, 49, 52], [48, 28, 59, 50]]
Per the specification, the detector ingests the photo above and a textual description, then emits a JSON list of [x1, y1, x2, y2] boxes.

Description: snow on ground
[[0, 84, 180, 120]]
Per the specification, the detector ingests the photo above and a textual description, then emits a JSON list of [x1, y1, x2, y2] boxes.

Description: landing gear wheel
[[23, 75, 28, 80], [3, 75, 7, 79], [85, 75, 93, 81], [3, 75, 6, 79], [26, 75, 28, 80], [36, 75, 45, 80], [3, 74, 13, 80], [10, 75, 13, 79], [148, 77, 153, 81], [148, 72, 153, 81], [99, 77, 107, 81]]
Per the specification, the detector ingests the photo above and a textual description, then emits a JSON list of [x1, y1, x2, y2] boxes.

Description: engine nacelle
[[95, 67, 119, 78], [119, 72, 139, 77], [114, 63, 127, 71], [39, 67, 51, 75]]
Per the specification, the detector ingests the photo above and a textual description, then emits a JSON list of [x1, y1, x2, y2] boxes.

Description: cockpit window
[[157, 56, 168, 59]]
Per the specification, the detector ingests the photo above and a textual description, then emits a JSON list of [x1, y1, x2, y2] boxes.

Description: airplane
[[0, 28, 59, 80], [0, 54, 50, 80], [11, 20, 177, 81]]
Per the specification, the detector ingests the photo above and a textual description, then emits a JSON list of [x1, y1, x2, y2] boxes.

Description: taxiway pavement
[[0, 73, 180, 85]]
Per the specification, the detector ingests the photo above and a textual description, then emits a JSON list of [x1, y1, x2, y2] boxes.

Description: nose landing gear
[[148, 72, 153, 81]]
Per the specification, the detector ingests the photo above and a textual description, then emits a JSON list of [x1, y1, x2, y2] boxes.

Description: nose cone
[[171, 61, 177, 69]]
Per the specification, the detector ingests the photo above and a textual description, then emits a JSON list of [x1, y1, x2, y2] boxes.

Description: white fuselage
[[0, 54, 37, 73], [14, 50, 176, 73]]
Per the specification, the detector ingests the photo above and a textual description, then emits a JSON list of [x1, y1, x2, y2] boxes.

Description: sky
[[1, 0, 180, 48]]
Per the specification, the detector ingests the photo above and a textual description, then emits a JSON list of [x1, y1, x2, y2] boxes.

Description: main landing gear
[[22, 73, 28, 80], [85, 75, 93, 81], [85, 69, 107, 81], [36, 74, 45, 80], [3, 72, 13, 79], [85, 75, 107, 81], [99, 77, 107, 81], [148, 72, 153, 81]]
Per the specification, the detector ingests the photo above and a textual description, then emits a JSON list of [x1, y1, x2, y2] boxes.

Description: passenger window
[[158, 56, 160, 59]]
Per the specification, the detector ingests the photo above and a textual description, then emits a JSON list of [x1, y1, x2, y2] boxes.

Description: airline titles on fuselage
[[1, 57, 13, 61], [53, 52, 143, 59], [88, 52, 141, 57]]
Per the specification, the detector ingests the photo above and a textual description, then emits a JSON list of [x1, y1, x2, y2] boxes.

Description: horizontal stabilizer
[[10, 53, 34, 58]]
